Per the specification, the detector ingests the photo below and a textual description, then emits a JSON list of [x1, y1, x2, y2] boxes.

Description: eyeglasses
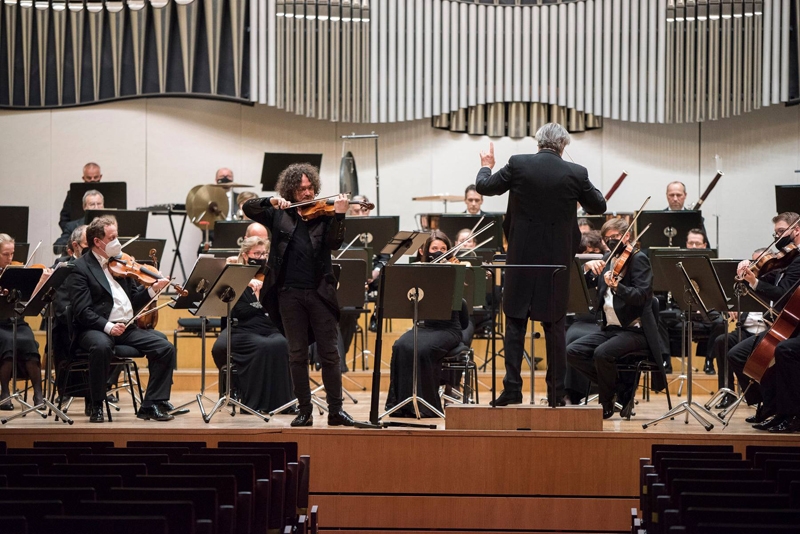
[[248, 252, 267, 259], [774, 228, 789, 239]]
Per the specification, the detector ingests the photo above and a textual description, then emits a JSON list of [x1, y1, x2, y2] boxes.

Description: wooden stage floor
[[2, 386, 794, 533]]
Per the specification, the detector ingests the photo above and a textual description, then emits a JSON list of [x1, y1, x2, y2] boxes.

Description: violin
[[107, 253, 187, 295], [740, 243, 800, 280], [609, 223, 653, 283], [297, 199, 375, 221]]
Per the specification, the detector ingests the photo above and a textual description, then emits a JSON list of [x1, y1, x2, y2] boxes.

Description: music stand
[[169, 256, 226, 414], [333, 258, 371, 383], [2, 266, 74, 425], [776, 185, 800, 214], [0, 206, 29, 242], [436, 214, 505, 251], [122, 239, 166, 265], [69, 182, 127, 220], [194, 264, 263, 423], [643, 257, 730, 431], [212, 221, 252, 248], [378, 264, 463, 421], [343, 216, 399, 254], [0, 268, 44, 421], [85, 209, 148, 237], [336, 248, 373, 280], [636, 211, 706, 248], [11, 244, 30, 264], [261, 152, 323, 191], [650, 248, 718, 292]]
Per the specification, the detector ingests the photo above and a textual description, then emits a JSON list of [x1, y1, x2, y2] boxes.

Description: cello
[[743, 282, 800, 382]]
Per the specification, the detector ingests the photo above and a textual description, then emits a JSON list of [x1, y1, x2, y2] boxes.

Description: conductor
[[476, 123, 606, 406]]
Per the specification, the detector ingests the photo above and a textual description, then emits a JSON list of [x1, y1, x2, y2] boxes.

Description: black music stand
[[436, 214, 505, 250], [261, 152, 323, 191], [650, 248, 718, 292], [333, 258, 370, 387], [212, 221, 252, 248], [643, 257, 729, 431], [0, 268, 43, 421], [85, 209, 148, 237], [343, 216, 399, 253], [11, 244, 30, 264], [637, 211, 706, 248], [194, 264, 262, 423], [356, 231, 429, 428], [776, 185, 800, 214], [378, 264, 463, 421], [336, 248, 373, 280], [2, 266, 74, 425], [0, 206, 29, 242], [169, 256, 226, 414], [69, 182, 127, 220]]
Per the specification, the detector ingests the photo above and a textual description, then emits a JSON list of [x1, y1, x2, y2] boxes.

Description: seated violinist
[[0, 234, 45, 411], [211, 236, 294, 414], [756, 329, 800, 433], [726, 212, 800, 426], [53, 189, 103, 254], [69, 215, 177, 423], [385, 230, 471, 418], [567, 218, 657, 419], [454, 228, 478, 259]]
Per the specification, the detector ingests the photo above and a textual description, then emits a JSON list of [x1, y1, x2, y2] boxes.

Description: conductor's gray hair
[[535, 122, 571, 153]]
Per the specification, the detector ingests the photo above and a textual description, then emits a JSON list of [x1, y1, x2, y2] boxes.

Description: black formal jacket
[[476, 149, 606, 320], [68, 252, 152, 335], [242, 198, 346, 334], [52, 218, 82, 254], [59, 192, 72, 232], [753, 254, 800, 310]]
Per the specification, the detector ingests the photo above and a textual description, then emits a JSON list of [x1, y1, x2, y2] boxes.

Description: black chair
[[0, 454, 67, 467], [19, 474, 123, 493], [0, 487, 96, 508], [33, 440, 114, 452], [174, 317, 221, 359], [7, 447, 93, 463], [127, 440, 207, 452], [0, 516, 26, 534], [42, 463, 148, 485], [103, 446, 189, 462], [440, 343, 479, 405], [0, 501, 64, 533], [218, 441, 299, 463], [75, 453, 170, 470], [107, 488, 217, 534], [39, 515, 168, 534], [198, 448, 287, 471], [72, 500, 197, 534], [297, 455, 310, 514], [746, 445, 800, 460]]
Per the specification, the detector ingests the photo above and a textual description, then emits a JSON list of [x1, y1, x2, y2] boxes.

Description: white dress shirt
[[91, 250, 137, 335]]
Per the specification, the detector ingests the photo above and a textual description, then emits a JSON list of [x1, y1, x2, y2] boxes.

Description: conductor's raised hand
[[334, 193, 349, 214], [271, 196, 291, 210], [480, 142, 495, 169]]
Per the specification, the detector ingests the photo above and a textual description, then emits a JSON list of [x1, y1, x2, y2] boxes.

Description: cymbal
[[209, 182, 255, 188], [186, 184, 229, 230], [412, 194, 464, 202]]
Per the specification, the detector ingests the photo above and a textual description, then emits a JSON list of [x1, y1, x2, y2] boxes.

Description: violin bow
[[124, 280, 173, 328], [606, 196, 651, 258], [286, 192, 350, 209], [431, 221, 495, 264], [747, 217, 800, 269], [120, 234, 141, 250], [335, 234, 363, 260], [457, 236, 494, 258], [24, 240, 43, 267]]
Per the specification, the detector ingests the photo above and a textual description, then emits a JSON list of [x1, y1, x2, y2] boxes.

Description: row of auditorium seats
[[0, 439, 317, 534], [631, 443, 800, 533]]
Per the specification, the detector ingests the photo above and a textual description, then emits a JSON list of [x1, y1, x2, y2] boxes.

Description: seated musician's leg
[[592, 331, 648, 409], [767, 337, 800, 432], [78, 330, 114, 408], [566, 331, 611, 391], [116, 327, 175, 408], [726, 334, 763, 405]]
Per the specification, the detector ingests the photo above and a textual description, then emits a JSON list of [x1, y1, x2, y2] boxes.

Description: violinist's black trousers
[[77, 327, 175, 407], [726, 333, 764, 406]]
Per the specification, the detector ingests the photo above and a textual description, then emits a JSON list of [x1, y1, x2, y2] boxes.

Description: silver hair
[[68, 225, 87, 253], [535, 122, 571, 153], [237, 236, 269, 263], [82, 189, 104, 207]]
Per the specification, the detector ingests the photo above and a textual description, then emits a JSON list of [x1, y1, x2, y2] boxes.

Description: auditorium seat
[[108, 487, 219, 534], [19, 474, 123, 493], [0, 487, 96, 508], [200, 447, 287, 471], [218, 441, 298, 463], [71, 500, 198, 534], [103, 446, 190, 462], [0, 516, 26, 534], [8, 447, 93, 462], [74, 453, 170, 469], [38, 515, 168, 534], [127, 440, 207, 452], [42, 463, 147, 485], [33, 440, 114, 452]]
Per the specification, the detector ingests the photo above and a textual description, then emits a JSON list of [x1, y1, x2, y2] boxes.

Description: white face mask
[[103, 238, 122, 258]]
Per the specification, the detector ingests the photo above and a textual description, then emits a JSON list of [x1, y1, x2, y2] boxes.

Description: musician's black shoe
[[768, 415, 800, 433], [602, 398, 615, 420], [89, 404, 105, 423], [136, 404, 174, 422], [663, 358, 673, 374], [0, 399, 13, 411], [745, 404, 770, 424], [714, 393, 737, 410], [328, 409, 357, 427], [280, 405, 300, 415], [157, 401, 189, 416], [84, 402, 92, 417], [703, 359, 716, 375], [291, 411, 314, 427], [106, 393, 119, 404], [489, 390, 522, 407], [753, 415, 786, 431]]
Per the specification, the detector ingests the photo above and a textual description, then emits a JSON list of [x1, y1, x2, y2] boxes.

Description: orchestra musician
[[455, 228, 478, 259], [578, 218, 595, 234], [211, 236, 294, 414], [59, 162, 102, 233], [685, 228, 709, 249], [579, 230, 605, 255], [726, 212, 800, 426], [476, 122, 606, 406], [69, 215, 177, 423], [53, 189, 104, 254], [0, 234, 46, 411], [349, 194, 372, 216], [242, 163, 357, 427], [665, 181, 688, 211], [755, 330, 800, 433], [385, 230, 471, 417], [236, 191, 259, 220], [464, 184, 485, 215], [567, 218, 660, 418]]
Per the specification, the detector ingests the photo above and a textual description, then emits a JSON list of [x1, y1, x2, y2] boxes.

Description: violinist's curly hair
[[86, 215, 118, 249], [600, 217, 628, 238], [276, 163, 321, 202]]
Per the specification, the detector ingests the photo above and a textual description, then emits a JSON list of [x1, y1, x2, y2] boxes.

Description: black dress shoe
[[714, 393, 737, 410], [84, 403, 92, 417], [753, 415, 786, 431], [291, 412, 314, 427], [106, 393, 119, 403], [601, 399, 615, 419], [137, 404, 175, 422], [280, 405, 300, 415], [489, 390, 523, 407], [703, 359, 716, 375], [768, 415, 800, 433], [328, 409, 356, 427], [745, 404, 771, 424], [89, 405, 105, 423], [157, 401, 190, 416], [0, 400, 13, 411]]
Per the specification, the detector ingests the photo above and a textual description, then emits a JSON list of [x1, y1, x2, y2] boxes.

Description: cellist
[[726, 212, 800, 427]]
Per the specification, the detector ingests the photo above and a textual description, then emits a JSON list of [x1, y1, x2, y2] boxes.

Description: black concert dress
[[0, 319, 40, 365], [211, 287, 294, 412], [385, 302, 469, 418]]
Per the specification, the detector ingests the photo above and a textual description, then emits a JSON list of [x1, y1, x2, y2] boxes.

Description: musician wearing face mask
[[567, 218, 661, 419], [242, 163, 356, 427], [58, 162, 103, 233], [0, 234, 45, 412], [385, 231, 471, 417], [211, 237, 294, 414], [53, 190, 104, 255], [69, 215, 176, 423], [726, 212, 800, 426]]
